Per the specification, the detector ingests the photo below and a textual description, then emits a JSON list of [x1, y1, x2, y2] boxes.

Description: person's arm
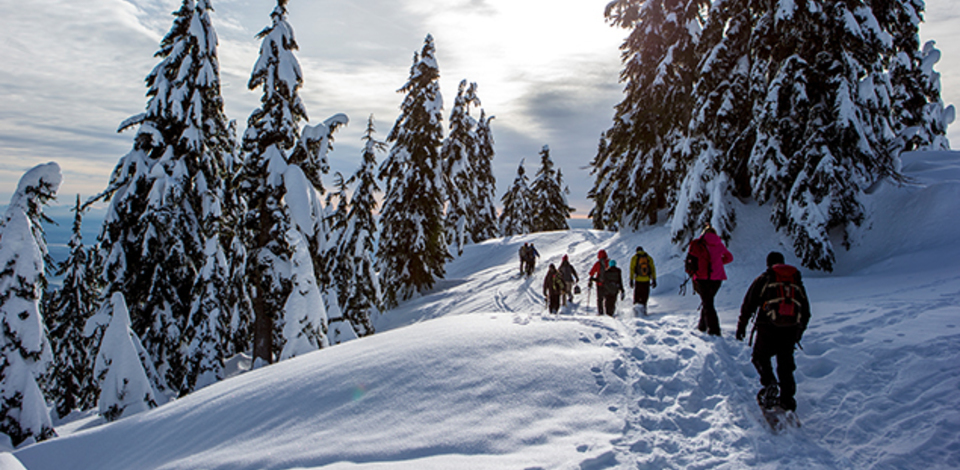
[[796, 272, 811, 339], [649, 255, 657, 286], [736, 274, 765, 340], [721, 245, 733, 265]]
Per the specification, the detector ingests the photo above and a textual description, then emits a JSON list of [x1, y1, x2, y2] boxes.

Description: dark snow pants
[[696, 280, 723, 336], [633, 281, 650, 307], [752, 326, 799, 411]]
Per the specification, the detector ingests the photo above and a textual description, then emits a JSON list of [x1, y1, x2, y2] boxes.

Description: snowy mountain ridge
[[7, 150, 960, 469]]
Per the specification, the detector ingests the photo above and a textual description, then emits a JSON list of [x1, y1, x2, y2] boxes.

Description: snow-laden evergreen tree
[[331, 116, 384, 337], [93, 293, 158, 422], [911, 40, 955, 151], [0, 162, 61, 447], [468, 110, 500, 242], [746, 0, 898, 270], [377, 34, 450, 309], [670, 0, 753, 244], [241, 0, 342, 364], [442, 80, 480, 256], [499, 160, 534, 237], [44, 195, 100, 418], [530, 145, 573, 232], [589, 0, 707, 230], [89, 0, 238, 397]]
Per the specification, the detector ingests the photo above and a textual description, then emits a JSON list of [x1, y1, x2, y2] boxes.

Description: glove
[[629, 280, 634, 289], [796, 328, 804, 344], [621, 292, 625, 301], [735, 326, 746, 342], [651, 280, 657, 289]]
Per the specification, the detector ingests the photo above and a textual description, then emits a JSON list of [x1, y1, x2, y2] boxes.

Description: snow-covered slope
[[10, 151, 960, 469]]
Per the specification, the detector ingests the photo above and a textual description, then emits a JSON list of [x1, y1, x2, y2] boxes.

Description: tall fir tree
[[589, 0, 707, 230], [331, 116, 383, 337], [468, 110, 500, 242], [377, 34, 450, 309], [530, 145, 573, 232], [0, 163, 61, 447], [499, 160, 534, 237], [44, 196, 100, 418], [442, 80, 481, 256], [747, 0, 898, 270], [241, 0, 338, 364], [670, 0, 754, 244], [90, 0, 237, 397]]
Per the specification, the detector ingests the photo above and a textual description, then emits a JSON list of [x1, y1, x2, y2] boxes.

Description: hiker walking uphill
[[518, 243, 530, 276], [589, 250, 624, 317], [558, 255, 579, 306], [543, 264, 566, 314], [600, 260, 625, 317], [686, 226, 733, 336], [629, 246, 657, 316], [588, 250, 610, 315], [521, 243, 540, 277], [736, 252, 811, 415]]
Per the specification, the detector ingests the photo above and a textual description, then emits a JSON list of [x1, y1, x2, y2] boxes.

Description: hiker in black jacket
[[598, 260, 624, 317], [543, 264, 565, 314], [736, 252, 811, 412], [558, 255, 579, 306]]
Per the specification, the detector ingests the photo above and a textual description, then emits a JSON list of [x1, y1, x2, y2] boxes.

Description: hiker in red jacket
[[588, 250, 610, 316], [688, 226, 733, 336]]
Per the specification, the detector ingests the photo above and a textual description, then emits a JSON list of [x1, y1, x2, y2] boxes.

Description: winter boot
[[757, 384, 780, 410]]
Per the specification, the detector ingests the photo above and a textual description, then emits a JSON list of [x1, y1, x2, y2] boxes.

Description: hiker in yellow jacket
[[629, 246, 657, 316]]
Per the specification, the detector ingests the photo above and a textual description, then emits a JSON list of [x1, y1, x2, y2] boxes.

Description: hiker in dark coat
[[543, 264, 565, 314], [558, 255, 579, 306], [518, 243, 530, 275], [689, 226, 733, 336], [588, 250, 610, 316], [736, 252, 811, 412], [598, 260, 624, 317], [524, 243, 540, 277]]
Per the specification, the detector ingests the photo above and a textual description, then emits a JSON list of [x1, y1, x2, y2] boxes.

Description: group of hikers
[[526, 225, 811, 415], [539, 246, 658, 318]]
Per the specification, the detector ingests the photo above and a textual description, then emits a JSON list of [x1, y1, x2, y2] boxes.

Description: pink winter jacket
[[700, 232, 733, 281]]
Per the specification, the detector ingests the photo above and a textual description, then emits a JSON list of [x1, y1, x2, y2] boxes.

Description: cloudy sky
[[1, 0, 958, 218]]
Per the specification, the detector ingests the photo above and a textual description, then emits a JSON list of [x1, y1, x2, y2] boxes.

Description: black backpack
[[684, 238, 711, 279], [602, 267, 621, 296]]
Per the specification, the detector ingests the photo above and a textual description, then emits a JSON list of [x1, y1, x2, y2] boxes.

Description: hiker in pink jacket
[[688, 226, 733, 336]]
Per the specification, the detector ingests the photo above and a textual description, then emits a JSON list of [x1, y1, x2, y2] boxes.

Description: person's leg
[[596, 289, 605, 316], [751, 334, 778, 387], [699, 280, 722, 336], [774, 333, 798, 411], [604, 295, 617, 317], [638, 282, 650, 308]]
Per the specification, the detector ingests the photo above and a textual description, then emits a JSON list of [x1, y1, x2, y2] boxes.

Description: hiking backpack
[[601, 267, 621, 296], [684, 238, 711, 279], [760, 265, 806, 327], [635, 254, 651, 278]]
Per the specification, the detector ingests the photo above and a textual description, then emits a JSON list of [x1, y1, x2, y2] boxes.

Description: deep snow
[[6, 151, 960, 469]]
